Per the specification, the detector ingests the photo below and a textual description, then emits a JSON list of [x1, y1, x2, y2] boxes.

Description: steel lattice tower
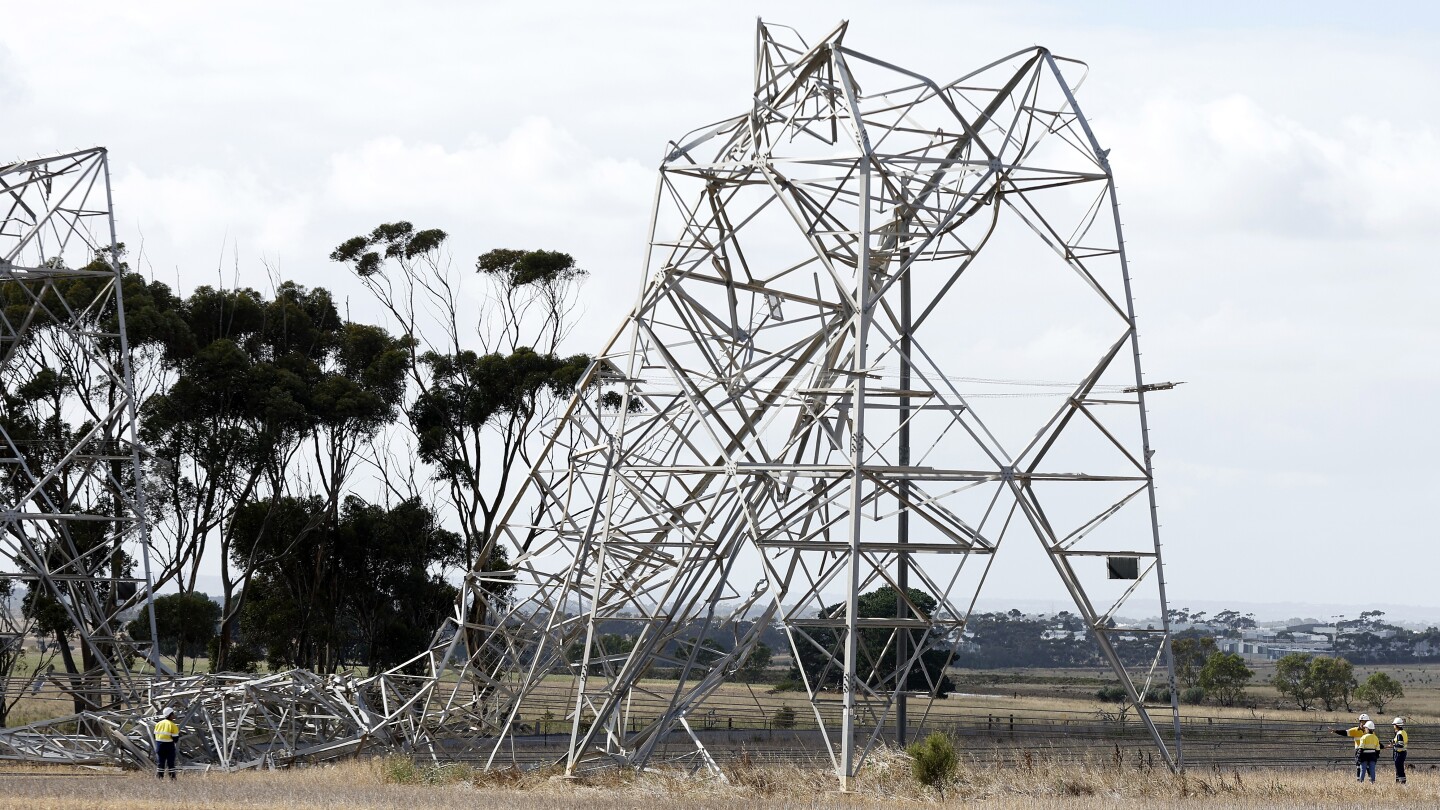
[[417, 21, 1183, 784], [0, 24, 1182, 781], [0, 148, 160, 714]]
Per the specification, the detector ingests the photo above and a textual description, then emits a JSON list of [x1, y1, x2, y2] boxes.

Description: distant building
[[1219, 638, 1333, 661], [1174, 622, 1227, 636]]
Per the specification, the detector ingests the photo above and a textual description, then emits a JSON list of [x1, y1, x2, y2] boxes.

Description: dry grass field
[[493, 661, 1440, 738], [6, 659, 1439, 807], [949, 661, 1440, 721], [0, 755, 1435, 810], [11, 652, 1440, 730]]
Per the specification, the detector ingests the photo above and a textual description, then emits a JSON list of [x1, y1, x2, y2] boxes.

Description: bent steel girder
[[421, 19, 1182, 786], [0, 148, 161, 717]]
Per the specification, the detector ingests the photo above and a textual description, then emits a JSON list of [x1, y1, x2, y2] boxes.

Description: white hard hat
[[1393, 717, 1405, 726], [162, 707, 175, 718], [1358, 713, 1370, 722], [1364, 720, 1376, 730]]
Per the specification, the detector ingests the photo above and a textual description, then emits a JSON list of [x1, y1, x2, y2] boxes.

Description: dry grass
[[11, 660, 1440, 732], [949, 662, 1440, 723], [0, 753, 1435, 809], [5, 660, 1438, 808]]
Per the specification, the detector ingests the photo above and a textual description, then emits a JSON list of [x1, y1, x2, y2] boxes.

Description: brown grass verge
[[0, 751, 1434, 810]]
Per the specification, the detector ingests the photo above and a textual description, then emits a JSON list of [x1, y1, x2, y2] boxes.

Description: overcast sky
[[5, 1, 1437, 616]]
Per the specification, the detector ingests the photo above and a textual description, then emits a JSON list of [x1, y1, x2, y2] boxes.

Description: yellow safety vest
[[154, 719, 179, 743], [1359, 732, 1381, 752], [1393, 729, 1408, 752], [1345, 726, 1365, 749]]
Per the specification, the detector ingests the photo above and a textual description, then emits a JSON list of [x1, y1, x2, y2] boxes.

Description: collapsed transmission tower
[[0, 22, 1183, 781], [421, 20, 1183, 786], [0, 148, 160, 714]]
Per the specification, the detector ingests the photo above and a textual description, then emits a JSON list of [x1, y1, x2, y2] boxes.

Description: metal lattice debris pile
[[0, 670, 430, 768]]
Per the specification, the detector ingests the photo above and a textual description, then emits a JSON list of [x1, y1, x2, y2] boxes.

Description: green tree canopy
[[1272, 653, 1357, 712], [735, 641, 773, 683], [1355, 671, 1404, 712], [1305, 656, 1357, 712], [231, 495, 460, 674], [1171, 636, 1218, 689], [332, 226, 593, 659], [791, 586, 955, 697], [1272, 653, 1315, 710], [127, 592, 221, 674], [140, 281, 413, 669], [1197, 651, 1253, 706]]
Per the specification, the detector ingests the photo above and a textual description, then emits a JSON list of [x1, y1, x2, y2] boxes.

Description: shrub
[[381, 755, 420, 784], [208, 637, 261, 674], [768, 676, 805, 694], [1181, 686, 1207, 705], [771, 703, 797, 729], [1095, 686, 1127, 702], [380, 756, 472, 785], [907, 732, 958, 791]]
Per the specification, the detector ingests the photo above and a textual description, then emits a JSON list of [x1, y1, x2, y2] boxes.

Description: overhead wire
[[868, 368, 1135, 398]]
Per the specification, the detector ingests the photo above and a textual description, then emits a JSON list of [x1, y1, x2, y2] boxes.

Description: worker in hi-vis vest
[[1333, 713, 1372, 780], [1356, 723, 1383, 783], [1384, 717, 1409, 784], [153, 707, 181, 780]]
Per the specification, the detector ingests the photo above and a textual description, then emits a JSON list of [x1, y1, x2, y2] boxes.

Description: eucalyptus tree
[[125, 592, 221, 675], [231, 494, 460, 673], [140, 281, 410, 669], [330, 226, 589, 636]]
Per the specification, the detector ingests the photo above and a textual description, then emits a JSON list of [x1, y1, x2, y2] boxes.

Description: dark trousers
[[1394, 751, 1407, 783], [155, 741, 177, 779]]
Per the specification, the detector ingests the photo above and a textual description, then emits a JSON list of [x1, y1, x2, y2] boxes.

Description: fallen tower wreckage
[[0, 671, 421, 768], [1, 21, 1183, 781]]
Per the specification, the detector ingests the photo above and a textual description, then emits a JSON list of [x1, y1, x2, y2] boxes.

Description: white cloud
[[112, 164, 313, 285], [1113, 94, 1440, 238], [322, 119, 656, 348], [326, 118, 651, 227], [0, 43, 24, 107]]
